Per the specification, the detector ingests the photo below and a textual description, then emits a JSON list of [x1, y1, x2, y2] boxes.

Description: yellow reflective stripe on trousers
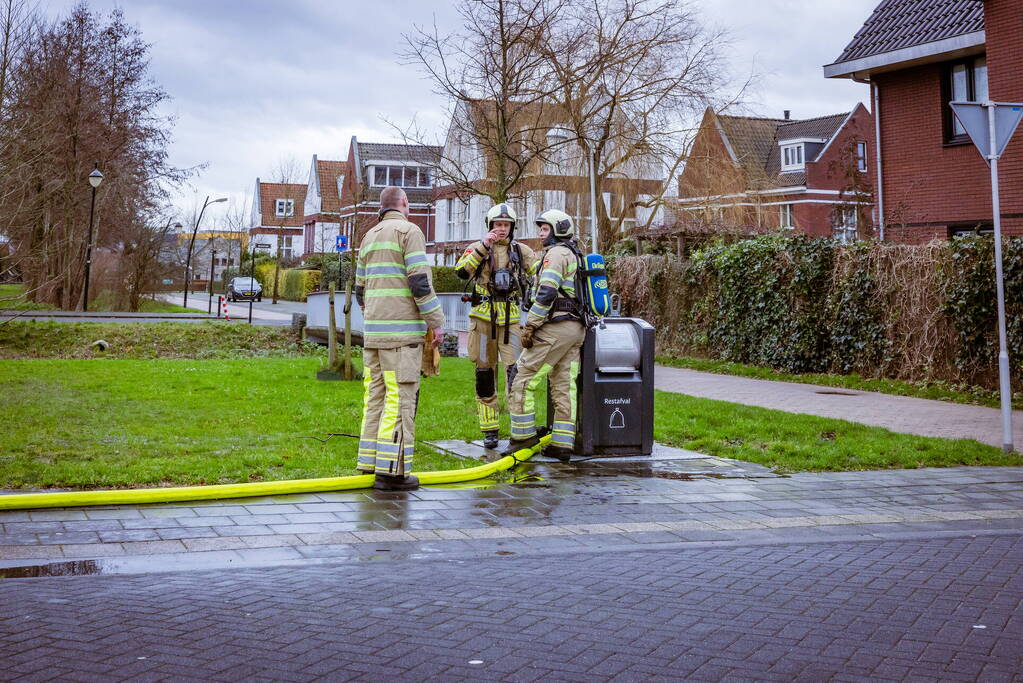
[[477, 403, 499, 431], [375, 370, 401, 474], [570, 360, 579, 422], [523, 363, 553, 417], [358, 366, 377, 469]]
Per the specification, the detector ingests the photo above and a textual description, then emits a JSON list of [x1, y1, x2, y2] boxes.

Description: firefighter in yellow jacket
[[506, 209, 585, 462], [455, 203, 539, 449], [354, 186, 445, 491]]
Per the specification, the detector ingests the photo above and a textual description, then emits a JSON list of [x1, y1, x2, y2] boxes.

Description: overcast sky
[[43, 0, 880, 226]]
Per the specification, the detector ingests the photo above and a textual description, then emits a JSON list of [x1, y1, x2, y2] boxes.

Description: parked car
[[226, 277, 262, 302]]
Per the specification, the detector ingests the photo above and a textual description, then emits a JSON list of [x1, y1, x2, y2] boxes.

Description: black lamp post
[[82, 166, 103, 312], [207, 235, 217, 314], [183, 195, 227, 309]]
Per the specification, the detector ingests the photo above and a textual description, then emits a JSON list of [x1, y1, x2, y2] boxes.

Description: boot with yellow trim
[[373, 473, 420, 491]]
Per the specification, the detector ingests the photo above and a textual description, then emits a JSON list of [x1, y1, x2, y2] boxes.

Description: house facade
[[824, 0, 1022, 242], [432, 100, 666, 264], [302, 156, 347, 256], [249, 180, 307, 259], [336, 137, 440, 255], [676, 106, 875, 242]]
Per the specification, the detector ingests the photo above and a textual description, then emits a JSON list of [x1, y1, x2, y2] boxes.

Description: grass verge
[[0, 356, 1012, 490], [657, 354, 1021, 410], [0, 284, 56, 311], [0, 321, 318, 359]]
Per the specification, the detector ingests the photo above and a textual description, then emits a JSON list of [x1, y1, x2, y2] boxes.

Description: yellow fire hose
[[0, 436, 549, 511]]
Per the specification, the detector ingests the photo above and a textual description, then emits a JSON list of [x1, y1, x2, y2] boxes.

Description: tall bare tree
[[400, 0, 570, 204], [0, 4, 189, 309], [542, 0, 735, 251]]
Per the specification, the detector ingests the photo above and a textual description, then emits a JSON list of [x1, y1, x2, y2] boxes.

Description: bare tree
[[400, 0, 571, 204], [268, 155, 302, 304], [0, 4, 190, 309], [542, 0, 737, 251]]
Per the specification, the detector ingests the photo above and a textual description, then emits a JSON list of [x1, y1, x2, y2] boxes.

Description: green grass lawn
[[657, 355, 1021, 410], [0, 284, 57, 311], [0, 356, 1012, 491]]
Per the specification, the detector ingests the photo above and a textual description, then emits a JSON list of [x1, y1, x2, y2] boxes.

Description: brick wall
[[876, 0, 1023, 243]]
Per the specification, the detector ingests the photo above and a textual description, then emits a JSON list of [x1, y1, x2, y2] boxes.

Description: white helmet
[[535, 209, 574, 239], [485, 203, 517, 232]]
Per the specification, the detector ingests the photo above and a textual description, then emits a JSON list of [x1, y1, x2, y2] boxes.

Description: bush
[[281, 269, 321, 301], [610, 234, 1023, 390], [432, 265, 465, 293]]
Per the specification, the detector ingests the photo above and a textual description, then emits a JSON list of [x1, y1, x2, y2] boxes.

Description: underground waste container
[[549, 317, 655, 457]]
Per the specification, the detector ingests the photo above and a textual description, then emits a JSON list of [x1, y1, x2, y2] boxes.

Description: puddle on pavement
[[0, 559, 107, 579]]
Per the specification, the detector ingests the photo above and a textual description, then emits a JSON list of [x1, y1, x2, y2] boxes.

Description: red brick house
[[825, 0, 1022, 242], [249, 180, 307, 259], [302, 155, 347, 256], [675, 106, 875, 242], [337, 137, 440, 253]]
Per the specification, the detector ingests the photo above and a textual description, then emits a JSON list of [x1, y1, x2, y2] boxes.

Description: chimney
[[783, 110, 791, 120]]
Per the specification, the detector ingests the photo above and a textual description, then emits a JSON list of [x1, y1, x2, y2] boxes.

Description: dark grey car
[[226, 277, 262, 302]]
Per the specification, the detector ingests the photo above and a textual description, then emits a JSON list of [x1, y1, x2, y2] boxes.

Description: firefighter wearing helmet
[[455, 202, 539, 450], [505, 208, 585, 462]]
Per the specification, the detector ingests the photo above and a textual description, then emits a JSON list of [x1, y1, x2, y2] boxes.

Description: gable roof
[[825, 0, 985, 78], [315, 159, 346, 213], [258, 182, 307, 228], [713, 110, 852, 189]]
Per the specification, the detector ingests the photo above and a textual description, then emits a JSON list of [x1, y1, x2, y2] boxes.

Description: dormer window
[[370, 165, 432, 188], [275, 199, 294, 217], [781, 144, 804, 172]]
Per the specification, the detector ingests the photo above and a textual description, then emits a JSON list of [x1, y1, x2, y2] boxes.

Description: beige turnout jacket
[[355, 210, 445, 349]]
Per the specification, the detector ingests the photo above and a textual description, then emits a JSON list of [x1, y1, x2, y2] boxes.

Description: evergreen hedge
[[610, 234, 1022, 390]]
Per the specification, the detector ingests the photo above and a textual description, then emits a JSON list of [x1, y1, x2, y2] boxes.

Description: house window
[[945, 56, 988, 141], [832, 207, 858, 244], [779, 204, 795, 229], [460, 200, 471, 241], [856, 142, 867, 172], [275, 199, 294, 217], [370, 166, 433, 188], [781, 144, 804, 171], [445, 198, 454, 241]]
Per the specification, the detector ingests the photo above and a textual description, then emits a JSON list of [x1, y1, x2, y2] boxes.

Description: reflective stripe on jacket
[[455, 239, 538, 325], [525, 243, 578, 328], [355, 210, 445, 349]]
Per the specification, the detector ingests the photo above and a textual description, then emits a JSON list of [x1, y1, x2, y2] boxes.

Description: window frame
[[943, 55, 988, 145], [780, 144, 805, 172], [370, 165, 433, 188], [779, 203, 795, 230], [832, 206, 859, 244], [274, 198, 294, 218], [856, 142, 867, 173]]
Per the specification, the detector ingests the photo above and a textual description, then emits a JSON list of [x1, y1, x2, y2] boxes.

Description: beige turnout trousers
[[468, 317, 521, 431], [357, 344, 423, 475], [507, 319, 585, 449]]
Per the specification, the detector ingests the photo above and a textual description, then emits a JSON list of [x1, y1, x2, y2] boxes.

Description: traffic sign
[[950, 101, 1023, 165], [335, 234, 349, 252]]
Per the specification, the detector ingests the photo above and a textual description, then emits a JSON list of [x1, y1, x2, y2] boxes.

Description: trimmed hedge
[[610, 234, 1023, 390], [281, 269, 320, 301]]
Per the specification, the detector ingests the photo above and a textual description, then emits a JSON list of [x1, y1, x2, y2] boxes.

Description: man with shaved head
[[354, 185, 444, 491]]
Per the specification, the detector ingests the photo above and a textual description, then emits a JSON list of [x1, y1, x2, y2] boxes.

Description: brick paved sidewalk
[[2, 464, 1022, 574], [655, 364, 1023, 448], [2, 534, 1021, 681]]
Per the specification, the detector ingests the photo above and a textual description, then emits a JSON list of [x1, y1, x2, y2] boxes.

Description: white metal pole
[[987, 103, 1014, 453], [589, 144, 598, 252]]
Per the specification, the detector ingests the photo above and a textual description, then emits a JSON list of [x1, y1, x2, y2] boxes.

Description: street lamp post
[[183, 195, 227, 309], [207, 235, 217, 314], [82, 166, 103, 312]]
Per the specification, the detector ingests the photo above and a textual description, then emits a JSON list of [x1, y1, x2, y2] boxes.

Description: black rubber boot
[[373, 473, 420, 491], [544, 446, 572, 463], [502, 426, 550, 456], [483, 430, 500, 450]]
